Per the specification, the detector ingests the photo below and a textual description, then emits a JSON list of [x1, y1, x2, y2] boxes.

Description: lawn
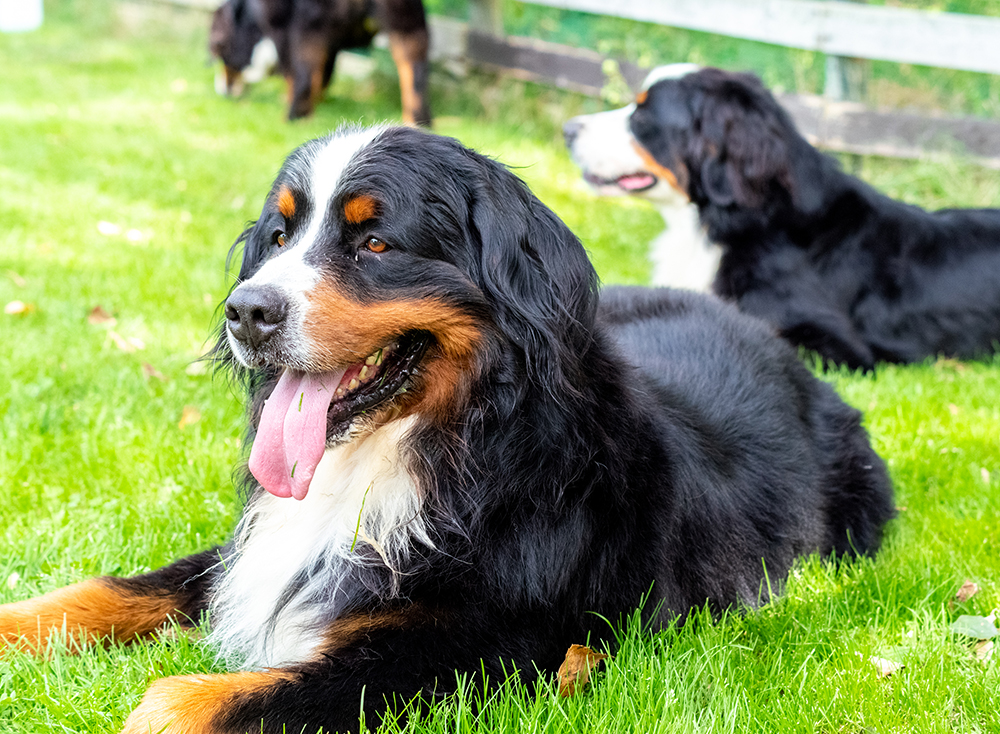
[[0, 1, 998, 732]]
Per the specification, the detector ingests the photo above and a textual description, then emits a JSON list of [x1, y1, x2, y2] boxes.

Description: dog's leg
[[0, 548, 220, 654], [286, 30, 329, 119], [387, 28, 431, 126], [121, 604, 546, 734]]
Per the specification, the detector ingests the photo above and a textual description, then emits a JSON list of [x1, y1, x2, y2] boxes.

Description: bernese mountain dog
[[564, 64, 719, 291], [210, 0, 431, 124], [0, 126, 894, 734], [566, 65, 1000, 370]]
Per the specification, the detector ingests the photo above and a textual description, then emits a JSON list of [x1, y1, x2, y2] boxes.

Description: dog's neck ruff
[[208, 415, 432, 670]]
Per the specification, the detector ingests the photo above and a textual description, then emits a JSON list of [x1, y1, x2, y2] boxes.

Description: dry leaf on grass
[[557, 644, 609, 697], [109, 331, 145, 352], [857, 652, 904, 678], [5, 270, 26, 287], [952, 580, 979, 606], [4, 300, 36, 315], [973, 639, 994, 664], [141, 362, 167, 381], [178, 405, 202, 430], [97, 220, 122, 236], [87, 305, 117, 327]]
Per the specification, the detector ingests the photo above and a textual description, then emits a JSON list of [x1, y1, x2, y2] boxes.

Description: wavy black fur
[[630, 67, 1000, 369]]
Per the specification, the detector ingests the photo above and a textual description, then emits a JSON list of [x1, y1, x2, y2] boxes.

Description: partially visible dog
[[210, 0, 279, 98], [571, 65, 1000, 369], [210, 0, 432, 124], [564, 65, 720, 291], [0, 126, 893, 734]]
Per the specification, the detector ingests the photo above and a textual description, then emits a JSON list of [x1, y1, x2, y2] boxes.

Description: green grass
[[1, 2, 999, 732]]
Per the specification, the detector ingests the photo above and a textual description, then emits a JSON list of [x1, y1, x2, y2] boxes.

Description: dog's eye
[[272, 231, 287, 247], [365, 237, 389, 253]]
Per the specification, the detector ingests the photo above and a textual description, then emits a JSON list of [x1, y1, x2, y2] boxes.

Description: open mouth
[[248, 333, 430, 500], [326, 333, 430, 434], [584, 171, 658, 193]]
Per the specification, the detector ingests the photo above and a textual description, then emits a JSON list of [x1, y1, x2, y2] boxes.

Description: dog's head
[[210, 0, 278, 97], [219, 126, 599, 500], [563, 64, 700, 206], [628, 66, 822, 214]]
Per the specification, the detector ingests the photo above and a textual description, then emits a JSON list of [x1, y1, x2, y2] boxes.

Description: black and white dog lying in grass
[[567, 65, 1000, 370], [0, 127, 893, 734]]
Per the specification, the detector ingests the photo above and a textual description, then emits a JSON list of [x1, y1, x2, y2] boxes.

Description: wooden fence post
[[468, 0, 504, 37], [822, 0, 869, 102]]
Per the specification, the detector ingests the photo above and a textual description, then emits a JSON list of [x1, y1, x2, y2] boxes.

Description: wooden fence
[[454, 0, 1000, 167]]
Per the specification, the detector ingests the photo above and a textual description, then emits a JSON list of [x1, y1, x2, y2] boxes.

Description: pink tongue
[[248, 368, 347, 500], [617, 173, 656, 191]]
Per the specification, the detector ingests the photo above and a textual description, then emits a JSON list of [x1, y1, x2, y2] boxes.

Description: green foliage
[[0, 3, 998, 733]]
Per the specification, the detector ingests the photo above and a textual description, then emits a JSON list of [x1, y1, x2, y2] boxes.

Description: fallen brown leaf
[[87, 305, 117, 326], [954, 580, 979, 605], [141, 362, 167, 381], [4, 300, 36, 315], [557, 644, 609, 697], [178, 405, 202, 430], [973, 639, 994, 664], [934, 358, 968, 372], [5, 270, 26, 287]]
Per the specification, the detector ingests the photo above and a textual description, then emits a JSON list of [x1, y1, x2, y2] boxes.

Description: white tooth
[[359, 366, 369, 380], [335, 387, 346, 398], [365, 354, 377, 365], [348, 378, 360, 391], [375, 352, 384, 366]]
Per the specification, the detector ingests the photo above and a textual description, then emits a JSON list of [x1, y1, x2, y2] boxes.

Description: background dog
[[210, 0, 432, 124], [0, 126, 893, 734], [564, 64, 720, 291], [575, 65, 1000, 369]]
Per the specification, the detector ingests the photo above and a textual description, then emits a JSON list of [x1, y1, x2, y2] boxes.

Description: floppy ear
[[468, 164, 599, 398], [692, 74, 797, 209], [700, 155, 735, 207]]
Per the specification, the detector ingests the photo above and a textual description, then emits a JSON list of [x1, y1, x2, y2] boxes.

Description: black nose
[[225, 285, 288, 348], [562, 118, 583, 149]]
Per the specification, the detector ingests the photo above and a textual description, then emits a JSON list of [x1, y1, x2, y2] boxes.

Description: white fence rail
[[526, 0, 1000, 75]]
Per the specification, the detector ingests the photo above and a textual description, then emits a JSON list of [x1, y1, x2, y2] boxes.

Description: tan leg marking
[[120, 670, 295, 734], [388, 31, 428, 127], [0, 579, 182, 654]]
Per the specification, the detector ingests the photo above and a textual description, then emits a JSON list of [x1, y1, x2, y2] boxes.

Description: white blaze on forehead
[[297, 126, 386, 251], [641, 63, 701, 91]]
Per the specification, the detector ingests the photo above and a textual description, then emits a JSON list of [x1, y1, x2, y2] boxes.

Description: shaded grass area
[[1, 2, 998, 732]]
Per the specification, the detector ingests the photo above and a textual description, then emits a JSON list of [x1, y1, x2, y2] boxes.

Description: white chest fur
[[650, 204, 721, 292], [208, 415, 430, 670]]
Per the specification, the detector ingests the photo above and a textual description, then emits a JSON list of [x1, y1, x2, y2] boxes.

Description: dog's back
[[599, 286, 894, 611]]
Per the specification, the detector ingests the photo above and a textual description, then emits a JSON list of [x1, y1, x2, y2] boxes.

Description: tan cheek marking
[[277, 186, 296, 219], [304, 285, 483, 419], [0, 579, 183, 654], [344, 195, 379, 224], [631, 141, 690, 197], [120, 670, 296, 734]]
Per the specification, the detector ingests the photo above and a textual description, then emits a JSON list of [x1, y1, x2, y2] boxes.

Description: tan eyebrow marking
[[636, 89, 648, 105], [277, 186, 296, 218], [343, 194, 379, 224]]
